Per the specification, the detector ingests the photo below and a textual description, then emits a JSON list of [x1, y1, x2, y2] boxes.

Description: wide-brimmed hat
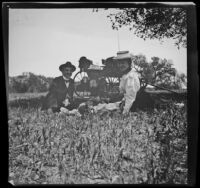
[[113, 51, 134, 61], [59, 61, 76, 72]]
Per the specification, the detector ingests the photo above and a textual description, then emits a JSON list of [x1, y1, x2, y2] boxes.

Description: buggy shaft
[[144, 82, 180, 94]]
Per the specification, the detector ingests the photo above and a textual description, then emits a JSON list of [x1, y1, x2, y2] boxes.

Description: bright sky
[[9, 8, 187, 77]]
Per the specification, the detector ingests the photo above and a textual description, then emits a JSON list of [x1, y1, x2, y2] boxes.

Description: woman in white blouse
[[117, 54, 141, 115]]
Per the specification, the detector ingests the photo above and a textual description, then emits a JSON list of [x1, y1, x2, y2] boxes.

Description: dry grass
[[8, 100, 187, 184]]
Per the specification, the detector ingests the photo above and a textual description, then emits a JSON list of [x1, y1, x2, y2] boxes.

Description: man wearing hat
[[41, 61, 76, 112]]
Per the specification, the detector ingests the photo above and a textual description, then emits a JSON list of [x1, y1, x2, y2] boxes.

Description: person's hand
[[119, 98, 125, 112], [122, 107, 130, 116], [63, 98, 70, 106], [122, 110, 129, 116]]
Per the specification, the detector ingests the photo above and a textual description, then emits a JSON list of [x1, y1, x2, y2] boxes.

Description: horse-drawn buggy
[[73, 51, 134, 100]]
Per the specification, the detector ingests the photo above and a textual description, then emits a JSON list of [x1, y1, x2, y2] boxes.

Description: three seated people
[[42, 53, 141, 115]]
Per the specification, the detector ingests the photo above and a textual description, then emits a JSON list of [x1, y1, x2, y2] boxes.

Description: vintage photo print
[[3, 2, 198, 185]]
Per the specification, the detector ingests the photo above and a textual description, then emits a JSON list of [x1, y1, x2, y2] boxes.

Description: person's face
[[118, 60, 131, 73], [62, 67, 73, 79]]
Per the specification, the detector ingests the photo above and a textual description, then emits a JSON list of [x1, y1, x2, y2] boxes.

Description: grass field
[[8, 92, 187, 184], [8, 92, 48, 101]]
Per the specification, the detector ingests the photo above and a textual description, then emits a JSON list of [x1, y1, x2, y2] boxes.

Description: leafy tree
[[9, 72, 53, 93], [27, 73, 47, 92], [149, 57, 177, 89], [131, 54, 153, 88], [96, 8, 187, 48], [178, 73, 187, 84], [174, 72, 187, 89], [132, 54, 178, 89], [11, 78, 29, 93]]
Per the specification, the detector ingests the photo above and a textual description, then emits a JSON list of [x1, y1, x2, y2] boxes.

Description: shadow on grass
[[8, 96, 46, 109], [8, 96, 90, 109], [8, 91, 187, 110]]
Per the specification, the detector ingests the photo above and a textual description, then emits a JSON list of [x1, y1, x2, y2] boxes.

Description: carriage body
[[73, 51, 133, 100]]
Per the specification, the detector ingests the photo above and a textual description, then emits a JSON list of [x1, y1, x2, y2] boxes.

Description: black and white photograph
[[4, 2, 198, 185]]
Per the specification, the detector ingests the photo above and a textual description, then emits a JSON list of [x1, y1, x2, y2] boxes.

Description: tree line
[[8, 72, 53, 93], [8, 55, 187, 93], [9, 8, 187, 93], [132, 55, 187, 90]]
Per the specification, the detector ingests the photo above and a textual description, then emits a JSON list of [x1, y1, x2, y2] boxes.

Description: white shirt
[[62, 76, 70, 104], [63, 76, 70, 88], [119, 69, 140, 114]]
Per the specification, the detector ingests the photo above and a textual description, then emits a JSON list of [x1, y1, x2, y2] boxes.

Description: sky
[[9, 8, 187, 78]]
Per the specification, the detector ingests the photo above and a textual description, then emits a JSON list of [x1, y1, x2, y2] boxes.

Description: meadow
[[8, 92, 187, 184]]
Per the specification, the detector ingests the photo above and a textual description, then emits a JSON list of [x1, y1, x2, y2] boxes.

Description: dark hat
[[79, 56, 93, 64], [59, 61, 76, 72], [79, 56, 87, 62]]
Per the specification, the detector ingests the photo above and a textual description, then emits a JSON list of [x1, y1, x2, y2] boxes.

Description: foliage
[[149, 57, 177, 89], [131, 54, 152, 88], [174, 73, 187, 89], [9, 72, 53, 93], [104, 8, 187, 49], [132, 54, 186, 89], [8, 98, 187, 184]]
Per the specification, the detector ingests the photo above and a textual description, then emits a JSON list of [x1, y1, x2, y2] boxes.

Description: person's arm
[[123, 75, 140, 114], [70, 79, 75, 101]]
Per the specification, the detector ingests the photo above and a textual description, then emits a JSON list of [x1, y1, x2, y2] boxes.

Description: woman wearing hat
[[41, 61, 76, 112], [116, 52, 141, 115]]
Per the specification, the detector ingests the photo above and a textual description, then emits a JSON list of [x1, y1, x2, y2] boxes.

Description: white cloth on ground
[[60, 107, 81, 117], [60, 101, 121, 116], [93, 102, 121, 113]]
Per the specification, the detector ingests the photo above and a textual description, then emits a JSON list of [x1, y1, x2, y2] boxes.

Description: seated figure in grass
[[115, 51, 141, 115], [87, 64, 107, 98], [41, 61, 77, 112]]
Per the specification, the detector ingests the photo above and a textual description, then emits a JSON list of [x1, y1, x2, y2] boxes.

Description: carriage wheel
[[73, 71, 91, 98], [105, 77, 120, 97]]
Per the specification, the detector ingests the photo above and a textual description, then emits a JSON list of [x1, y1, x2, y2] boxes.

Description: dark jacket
[[42, 76, 75, 110]]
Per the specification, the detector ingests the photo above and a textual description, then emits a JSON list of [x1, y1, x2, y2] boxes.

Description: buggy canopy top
[[87, 64, 103, 71], [102, 51, 134, 65]]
